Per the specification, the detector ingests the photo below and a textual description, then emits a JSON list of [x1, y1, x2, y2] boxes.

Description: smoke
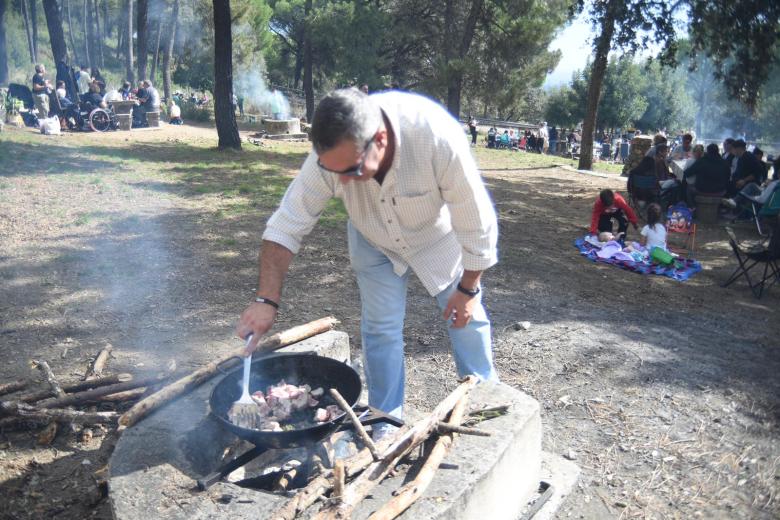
[[234, 68, 291, 120]]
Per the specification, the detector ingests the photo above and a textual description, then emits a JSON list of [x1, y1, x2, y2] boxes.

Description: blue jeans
[[347, 222, 498, 418]]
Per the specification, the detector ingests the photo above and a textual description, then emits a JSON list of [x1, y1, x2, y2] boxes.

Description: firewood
[[85, 344, 113, 380], [269, 431, 407, 520], [36, 421, 58, 445], [18, 373, 133, 403], [32, 360, 65, 398], [273, 467, 299, 492], [0, 379, 30, 397], [312, 376, 478, 520], [435, 422, 491, 437], [332, 461, 345, 501], [330, 388, 379, 461], [0, 404, 119, 428], [98, 388, 147, 403], [37, 370, 173, 409], [368, 395, 471, 520], [117, 317, 339, 430]]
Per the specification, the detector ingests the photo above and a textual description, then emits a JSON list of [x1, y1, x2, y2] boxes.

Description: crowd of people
[[28, 63, 165, 130]]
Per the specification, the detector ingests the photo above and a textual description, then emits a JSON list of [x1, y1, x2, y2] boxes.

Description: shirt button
[[381, 198, 385, 203], [387, 219, 392, 223]]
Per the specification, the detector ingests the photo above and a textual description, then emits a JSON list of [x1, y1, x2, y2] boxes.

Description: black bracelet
[[456, 282, 480, 297], [254, 296, 280, 309]]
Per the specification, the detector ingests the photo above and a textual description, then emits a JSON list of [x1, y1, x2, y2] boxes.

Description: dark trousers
[[470, 128, 477, 144], [598, 210, 628, 234]]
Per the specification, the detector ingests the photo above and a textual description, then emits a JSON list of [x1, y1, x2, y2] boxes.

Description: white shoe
[[722, 198, 737, 209]]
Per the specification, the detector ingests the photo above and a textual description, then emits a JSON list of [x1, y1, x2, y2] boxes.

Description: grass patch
[[73, 213, 94, 226], [320, 199, 348, 227], [474, 147, 624, 175]]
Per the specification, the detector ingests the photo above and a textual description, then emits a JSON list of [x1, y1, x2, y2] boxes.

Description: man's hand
[[735, 179, 746, 189], [442, 290, 477, 329], [236, 302, 278, 355]]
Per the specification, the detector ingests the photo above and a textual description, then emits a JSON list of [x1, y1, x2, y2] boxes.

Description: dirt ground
[[0, 123, 778, 520]]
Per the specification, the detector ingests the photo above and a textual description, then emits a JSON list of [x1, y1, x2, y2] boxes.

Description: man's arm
[[236, 240, 294, 352]]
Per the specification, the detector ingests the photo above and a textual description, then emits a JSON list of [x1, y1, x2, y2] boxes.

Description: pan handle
[[339, 405, 404, 429]]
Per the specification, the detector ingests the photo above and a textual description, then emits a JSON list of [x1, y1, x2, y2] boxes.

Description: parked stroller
[[6, 84, 40, 127]]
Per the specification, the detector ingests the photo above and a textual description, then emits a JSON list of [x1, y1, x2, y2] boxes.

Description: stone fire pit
[[263, 118, 308, 140], [108, 332, 573, 519]]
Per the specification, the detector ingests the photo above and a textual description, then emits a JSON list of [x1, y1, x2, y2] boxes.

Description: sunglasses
[[317, 138, 375, 177]]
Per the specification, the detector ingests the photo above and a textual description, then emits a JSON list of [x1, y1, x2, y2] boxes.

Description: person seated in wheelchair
[[589, 189, 639, 240], [55, 81, 74, 108], [83, 83, 107, 110]]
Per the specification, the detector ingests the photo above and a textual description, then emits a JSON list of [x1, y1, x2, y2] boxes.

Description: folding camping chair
[[628, 173, 660, 219], [665, 203, 696, 257], [752, 187, 780, 236], [721, 219, 780, 298]]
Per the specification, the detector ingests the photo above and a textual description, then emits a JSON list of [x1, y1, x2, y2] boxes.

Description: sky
[[543, 13, 593, 89]]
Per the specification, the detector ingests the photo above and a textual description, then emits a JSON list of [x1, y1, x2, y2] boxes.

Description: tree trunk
[[293, 49, 302, 90], [0, 0, 8, 84], [445, 0, 482, 118], [303, 0, 313, 121], [21, 0, 36, 63], [30, 0, 38, 61], [102, 0, 107, 40], [162, 0, 178, 102], [136, 0, 147, 80], [149, 19, 160, 84], [577, 3, 616, 171], [115, 5, 123, 61], [84, 0, 93, 67], [93, 0, 103, 67], [65, 0, 80, 65], [212, 0, 240, 149], [124, 0, 133, 83], [42, 0, 69, 64]]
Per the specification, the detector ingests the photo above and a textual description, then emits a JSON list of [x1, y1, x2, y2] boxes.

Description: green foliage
[[596, 56, 647, 130]]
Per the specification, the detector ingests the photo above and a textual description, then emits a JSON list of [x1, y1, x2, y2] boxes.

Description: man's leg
[[347, 222, 408, 418], [614, 210, 629, 235], [434, 279, 498, 382], [34, 94, 48, 119], [597, 214, 614, 233]]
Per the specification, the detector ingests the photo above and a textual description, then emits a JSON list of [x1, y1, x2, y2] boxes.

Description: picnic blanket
[[574, 237, 703, 281]]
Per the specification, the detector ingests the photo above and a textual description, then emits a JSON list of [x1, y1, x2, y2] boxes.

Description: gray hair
[[311, 88, 382, 153], [35, 64, 44, 73]]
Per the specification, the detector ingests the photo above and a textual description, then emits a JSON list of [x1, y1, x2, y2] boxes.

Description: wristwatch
[[456, 283, 480, 297]]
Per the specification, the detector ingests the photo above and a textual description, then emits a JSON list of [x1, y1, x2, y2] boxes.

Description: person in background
[[538, 122, 548, 153], [31, 64, 52, 118], [359, 84, 369, 94], [76, 64, 91, 96], [237, 95, 245, 116], [640, 203, 667, 251], [548, 125, 558, 155], [682, 143, 730, 206], [84, 83, 107, 109], [646, 133, 668, 158], [590, 189, 638, 238], [671, 133, 694, 161], [168, 100, 183, 125], [119, 81, 132, 100], [731, 139, 766, 195], [487, 126, 497, 148], [55, 80, 73, 108], [753, 147, 770, 180], [722, 138, 738, 180], [468, 116, 477, 146]]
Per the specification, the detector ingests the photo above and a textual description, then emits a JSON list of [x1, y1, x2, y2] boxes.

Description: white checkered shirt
[[263, 91, 499, 295]]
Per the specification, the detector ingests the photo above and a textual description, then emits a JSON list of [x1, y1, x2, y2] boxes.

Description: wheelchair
[[63, 99, 118, 132]]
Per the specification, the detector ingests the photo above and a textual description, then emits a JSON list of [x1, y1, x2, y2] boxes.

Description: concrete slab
[[529, 452, 581, 520], [108, 335, 546, 520]]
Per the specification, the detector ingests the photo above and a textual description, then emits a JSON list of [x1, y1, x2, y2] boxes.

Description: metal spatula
[[227, 336, 262, 429]]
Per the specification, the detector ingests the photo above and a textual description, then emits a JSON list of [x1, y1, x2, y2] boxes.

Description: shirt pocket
[[393, 192, 442, 232]]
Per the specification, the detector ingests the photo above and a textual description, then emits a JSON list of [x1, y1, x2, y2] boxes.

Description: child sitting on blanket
[[589, 189, 639, 239], [640, 203, 667, 251]]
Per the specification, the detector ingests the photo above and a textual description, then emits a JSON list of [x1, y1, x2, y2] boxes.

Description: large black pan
[[209, 353, 362, 449]]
